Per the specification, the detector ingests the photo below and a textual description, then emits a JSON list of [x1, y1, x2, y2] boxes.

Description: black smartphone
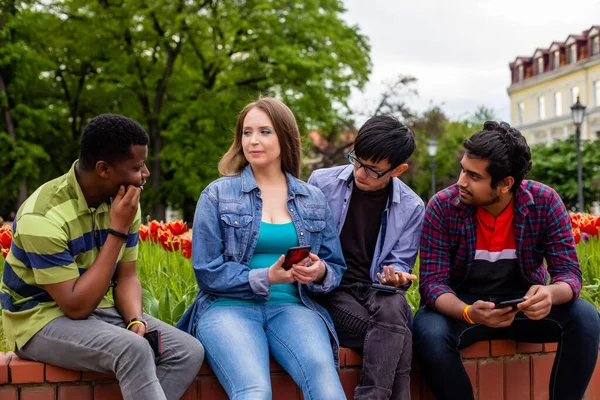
[[371, 283, 402, 294], [144, 330, 163, 357], [283, 245, 312, 270], [494, 297, 525, 309]]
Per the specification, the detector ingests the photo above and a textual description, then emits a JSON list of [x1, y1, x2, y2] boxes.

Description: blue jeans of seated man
[[317, 283, 412, 400], [196, 303, 345, 400], [413, 295, 600, 400]]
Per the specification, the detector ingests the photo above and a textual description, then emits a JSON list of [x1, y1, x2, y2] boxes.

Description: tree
[[0, 1, 65, 215], [1, 0, 371, 223], [528, 138, 600, 211], [306, 74, 416, 174]]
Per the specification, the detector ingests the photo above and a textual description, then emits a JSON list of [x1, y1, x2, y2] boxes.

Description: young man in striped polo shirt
[[414, 121, 600, 400], [0, 114, 204, 400]]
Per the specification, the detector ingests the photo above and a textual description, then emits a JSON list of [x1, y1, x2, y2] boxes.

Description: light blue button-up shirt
[[308, 165, 424, 282]]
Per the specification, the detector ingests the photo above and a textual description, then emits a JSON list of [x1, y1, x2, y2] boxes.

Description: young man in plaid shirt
[[414, 121, 600, 400]]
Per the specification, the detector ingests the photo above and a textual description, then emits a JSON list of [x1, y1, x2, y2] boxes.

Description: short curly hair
[[463, 121, 532, 192], [79, 114, 149, 171]]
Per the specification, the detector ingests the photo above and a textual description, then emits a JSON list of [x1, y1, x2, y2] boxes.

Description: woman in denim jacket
[[176, 97, 347, 399]]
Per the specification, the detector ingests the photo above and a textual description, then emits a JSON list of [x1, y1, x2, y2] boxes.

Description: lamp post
[[571, 96, 587, 212], [427, 137, 438, 198]]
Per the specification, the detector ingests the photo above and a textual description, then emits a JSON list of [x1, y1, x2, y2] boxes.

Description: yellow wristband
[[463, 305, 475, 324], [126, 320, 146, 330]]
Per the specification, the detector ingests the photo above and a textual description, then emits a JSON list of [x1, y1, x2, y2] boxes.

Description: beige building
[[507, 25, 600, 145]]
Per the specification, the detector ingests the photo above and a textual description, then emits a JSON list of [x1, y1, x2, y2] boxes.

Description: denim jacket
[[308, 165, 424, 283], [176, 165, 347, 365]]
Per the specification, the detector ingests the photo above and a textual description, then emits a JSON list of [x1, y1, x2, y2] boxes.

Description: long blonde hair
[[218, 97, 302, 178]]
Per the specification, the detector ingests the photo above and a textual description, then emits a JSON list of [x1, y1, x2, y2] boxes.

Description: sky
[[342, 0, 600, 124]]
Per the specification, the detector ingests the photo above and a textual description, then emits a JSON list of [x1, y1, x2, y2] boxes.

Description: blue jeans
[[196, 303, 345, 400], [413, 296, 600, 400]]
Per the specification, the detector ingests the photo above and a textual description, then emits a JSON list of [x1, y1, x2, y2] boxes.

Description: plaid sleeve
[[419, 196, 455, 308], [120, 206, 141, 263], [544, 190, 582, 298]]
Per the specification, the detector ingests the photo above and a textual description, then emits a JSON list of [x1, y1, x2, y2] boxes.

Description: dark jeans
[[317, 283, 412, 400], [413, 295, 600, 400]]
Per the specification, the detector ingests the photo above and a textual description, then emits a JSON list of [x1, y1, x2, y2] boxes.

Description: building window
[[593, 36, 599, 56], [595, 81, 600, 106], [553, 51, 560, 69], [517, 102, 525, 124], [569, 44, 577, 64], [518, 65, 524, 81], [571, 86, 580, 104], [537, 57, 544, 74], [554, 92, 562, 116], [538, 96, 546, 120]]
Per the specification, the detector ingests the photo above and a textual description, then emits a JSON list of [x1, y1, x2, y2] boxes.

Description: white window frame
[[569, 44, 577, 64], [571, 86, 580, 104], [518, 65, 524, 81], [537, 57, 544, 74], [538, 96, 546, 120], [554, 92, 562, 116], [595, 81, 600, 106], [517, 102, 525, 124], [553, 51, 560, 69]]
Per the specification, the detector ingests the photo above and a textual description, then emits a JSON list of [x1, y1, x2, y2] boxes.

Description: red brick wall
[[1, 342, 600, 399]]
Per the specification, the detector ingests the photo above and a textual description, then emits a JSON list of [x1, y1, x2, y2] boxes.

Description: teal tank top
[[213, 221, 302, 306]]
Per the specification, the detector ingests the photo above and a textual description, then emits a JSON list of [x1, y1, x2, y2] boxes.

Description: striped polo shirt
[[0, 161, 140, 350]]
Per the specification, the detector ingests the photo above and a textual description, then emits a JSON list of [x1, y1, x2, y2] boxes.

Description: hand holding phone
[[282, 245, 312, 270], [494, 297, 525, 309]]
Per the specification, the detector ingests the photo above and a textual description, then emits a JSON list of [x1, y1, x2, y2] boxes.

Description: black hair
[[79, 114, 149, 170], [463, 121, 532, 192], [354, 115, 416, 167]]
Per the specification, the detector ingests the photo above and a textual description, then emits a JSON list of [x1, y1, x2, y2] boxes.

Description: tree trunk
[[0, 74, 27, 209], [148, 117, 166, 221]]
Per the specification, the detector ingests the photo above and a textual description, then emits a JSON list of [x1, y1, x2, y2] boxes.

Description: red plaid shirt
[[419, 180, 581, 309]]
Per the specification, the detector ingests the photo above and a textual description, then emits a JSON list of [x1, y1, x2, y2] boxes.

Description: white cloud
[[343, 0, 600, 123]]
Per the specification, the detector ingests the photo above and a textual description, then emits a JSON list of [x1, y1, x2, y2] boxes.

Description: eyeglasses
[[347, 150, 395, 180]]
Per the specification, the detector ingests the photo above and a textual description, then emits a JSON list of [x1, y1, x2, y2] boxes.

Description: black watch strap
[[108, 228, 129, 240]]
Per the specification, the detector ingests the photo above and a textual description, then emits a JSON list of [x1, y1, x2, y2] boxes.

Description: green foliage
[[0, 0, 371, 221], [528, 137, 600, 211], [136, 240, 197, 325], [402, 107, 478, 201]]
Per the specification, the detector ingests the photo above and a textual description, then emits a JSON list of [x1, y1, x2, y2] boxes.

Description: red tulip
[[1, 248, 8, 259], [148, 220, 162, 242], [0, 230, 11, 249], [573, 228, 581, 245], [167, 221, 188, 236], [139, 225, 149, 242]]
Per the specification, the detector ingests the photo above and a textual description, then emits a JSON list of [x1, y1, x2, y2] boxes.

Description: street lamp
[[427, 137, 438, 198], [571, 96, 587, 212]]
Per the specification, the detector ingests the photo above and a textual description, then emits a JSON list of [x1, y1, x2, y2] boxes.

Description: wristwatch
[[108, 228, 129, 240]]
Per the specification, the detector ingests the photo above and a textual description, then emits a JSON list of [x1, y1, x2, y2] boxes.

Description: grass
[[1, 238, 600, 351]]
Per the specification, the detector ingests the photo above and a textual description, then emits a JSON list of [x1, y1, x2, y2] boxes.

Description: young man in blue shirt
[[309, 115, 424, 400]]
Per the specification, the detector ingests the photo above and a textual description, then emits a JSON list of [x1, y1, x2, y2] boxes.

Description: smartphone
[[371, 283, 402, 294], [494, 297, 525, 309], [283, 245, 312, 270], [144, 330, 163, 357]]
